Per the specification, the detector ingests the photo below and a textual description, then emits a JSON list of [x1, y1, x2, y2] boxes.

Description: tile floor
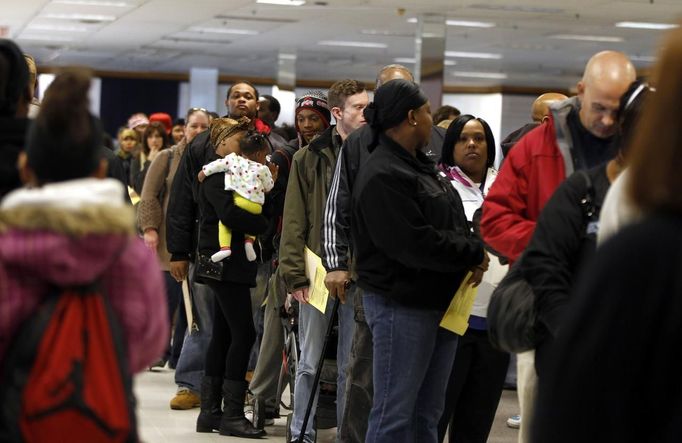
[[134, 368, 518, 442]]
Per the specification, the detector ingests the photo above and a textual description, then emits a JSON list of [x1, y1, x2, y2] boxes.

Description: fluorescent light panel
[[407, 17, 495, 28], [19, 34, 75, 42], [550, 34, 623, 42], [446, 19, 495, 28], [256, 0, 305, 5], [394, 57, 455, 66], [616, 21, 679, 30], [445, 50, 502, 59], [44, 13, 117, 21], [453, 71, 507, 79], [51, 0, 130, 6], [189, 27, 258, 35], [27, 23, 89, 32], [318, 40, 387, 49]]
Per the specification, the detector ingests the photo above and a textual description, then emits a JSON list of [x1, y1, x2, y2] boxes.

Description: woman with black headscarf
[[351, 79, 488, 443]]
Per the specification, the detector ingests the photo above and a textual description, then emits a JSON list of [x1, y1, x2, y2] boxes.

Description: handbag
[[486, 258, 541, 353], [194, 253, 223, 281]]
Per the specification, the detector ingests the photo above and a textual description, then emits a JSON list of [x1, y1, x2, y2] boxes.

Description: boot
[[196, 376, 223, 433], [219, 379, 266, 438]]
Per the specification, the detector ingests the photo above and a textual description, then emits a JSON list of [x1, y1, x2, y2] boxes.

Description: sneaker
[[149, 359, 167, 371], [244, 410, 274, 427], [170, 388, 200, 410], [506, 414, 521, 429]]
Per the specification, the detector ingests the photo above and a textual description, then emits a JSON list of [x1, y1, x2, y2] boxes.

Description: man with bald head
[[501, 92, 569, 158], [481, 50, 635, 443]]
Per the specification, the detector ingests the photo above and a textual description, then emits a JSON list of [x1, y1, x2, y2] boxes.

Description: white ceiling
[[2, 0, 681, 88]]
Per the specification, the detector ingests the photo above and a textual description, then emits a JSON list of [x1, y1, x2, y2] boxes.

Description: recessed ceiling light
[[616, 21, 679, 30], [256, 0, 306, 5], [453, 71, 507, 79], [318, 40, 387, 49], [51, 0, 130, 6], [44, 13, 117, 21], [189, 27, 258, 35], [445, 50, 502, 59], [27, 23, 89, 32], [550, 34, 624, 43]]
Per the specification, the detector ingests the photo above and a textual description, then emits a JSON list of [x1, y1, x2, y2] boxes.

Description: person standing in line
[[351, 79, 487, 443], [165, 82, 277, 412], [435, 115, 510, 443], [480, 50, 636, 441], [138, 107, 210, 376], [279, 80, 368, 443], [531, 28, 682, 441], [322, 64, 447, 443]]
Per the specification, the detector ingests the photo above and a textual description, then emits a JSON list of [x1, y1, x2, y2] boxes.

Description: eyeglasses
[[188, 107, 208, 114]]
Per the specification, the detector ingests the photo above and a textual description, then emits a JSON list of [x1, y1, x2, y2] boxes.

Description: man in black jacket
[[321, 65, 446, 443], [164, 81, 278, 410]]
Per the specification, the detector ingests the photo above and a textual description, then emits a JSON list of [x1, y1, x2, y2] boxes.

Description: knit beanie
[[210, 116, 251, 148], [127, 112, 149, 129], [295, 91, 331, 134]]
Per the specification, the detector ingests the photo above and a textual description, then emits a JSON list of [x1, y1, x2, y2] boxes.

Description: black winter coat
[[522, 164, 610, 342], [323, 123, 445, 272], [197, 172, 269, 286], [351, 134, 484, 311]]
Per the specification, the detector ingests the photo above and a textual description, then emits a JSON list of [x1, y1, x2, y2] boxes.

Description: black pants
[[438, 328, 509, 443], [162, 271, 182, 362], [204, 280, 256, 380]]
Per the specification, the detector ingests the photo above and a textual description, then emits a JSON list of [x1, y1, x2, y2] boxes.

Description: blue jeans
[[290, 285, 356, 443], [174, 263, 215, 393], [363, 291, 458, 443]]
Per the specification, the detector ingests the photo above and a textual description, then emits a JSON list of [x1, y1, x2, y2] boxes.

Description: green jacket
[[279, 126, 342, 292]]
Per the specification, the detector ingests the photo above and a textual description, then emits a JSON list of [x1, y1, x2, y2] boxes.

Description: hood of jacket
[[0, 178, 136, 286]]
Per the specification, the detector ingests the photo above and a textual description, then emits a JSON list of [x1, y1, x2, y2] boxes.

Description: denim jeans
[[363, 291, 458, 443], [290, 284, 356, 443], [174, 263, 215, 393]]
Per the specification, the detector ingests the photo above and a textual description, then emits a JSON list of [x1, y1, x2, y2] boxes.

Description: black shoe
[[196, 376, 223, 433], [219, 380, 266, 438]]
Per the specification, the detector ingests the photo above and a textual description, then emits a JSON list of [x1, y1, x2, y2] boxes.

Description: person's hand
[[467, 251, 490, 287], [267, 162, 279, 183], [170, 260, 189, 282], [325, 270, 351, 304], [197, 170, 207, 183], [143, 228, 159, 252], [291, 287, 310, 304]]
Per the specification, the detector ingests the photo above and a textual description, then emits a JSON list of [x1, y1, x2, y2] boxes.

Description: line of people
[[2, 26, 682, 443]]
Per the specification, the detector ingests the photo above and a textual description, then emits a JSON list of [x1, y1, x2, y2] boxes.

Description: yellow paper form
[[440, 272, 478, 335], [304, 247, 329, 314]]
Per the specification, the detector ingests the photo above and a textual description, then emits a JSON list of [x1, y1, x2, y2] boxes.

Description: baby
[[200, 125, 278, 262]]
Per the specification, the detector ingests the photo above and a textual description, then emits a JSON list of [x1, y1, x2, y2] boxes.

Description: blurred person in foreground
[[0, 69, 167, 373], [532, 26, 682, 443]]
